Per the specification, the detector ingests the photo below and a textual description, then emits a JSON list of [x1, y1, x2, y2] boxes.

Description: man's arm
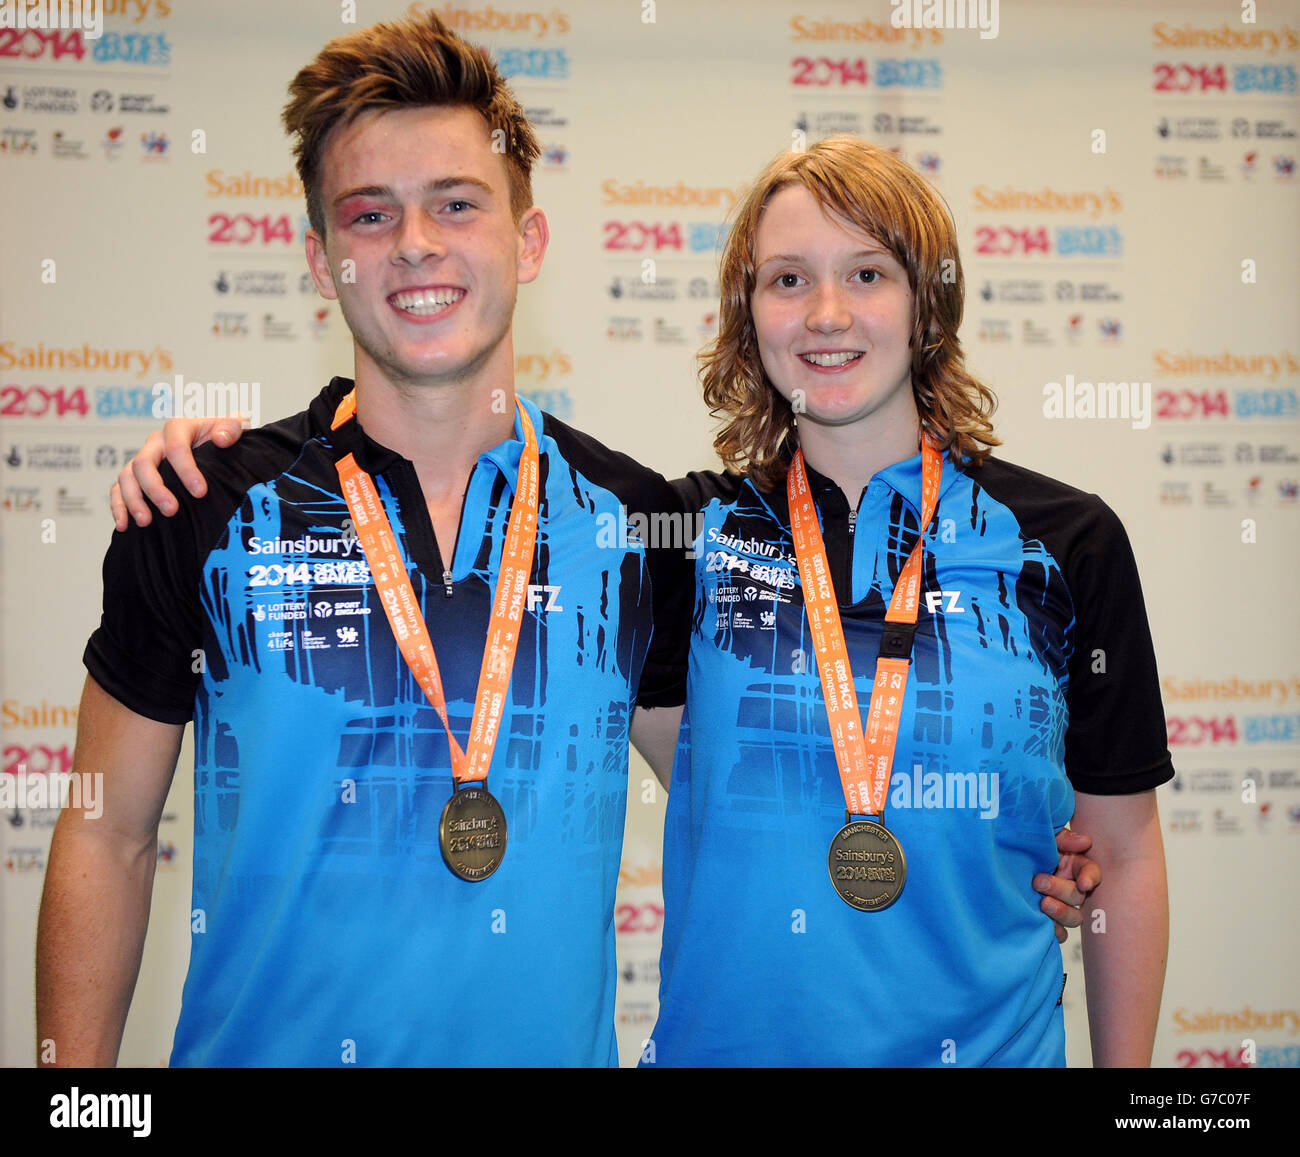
[[36, 675, 185, 1067], [629, 704, 683, 790], [1070, 788, 1168, 1067], [111, 415, 245, 530]]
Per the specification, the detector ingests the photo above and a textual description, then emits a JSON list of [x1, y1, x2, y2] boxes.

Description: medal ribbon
[[787, 439, 942, 819], [330, 389, 539, 784]]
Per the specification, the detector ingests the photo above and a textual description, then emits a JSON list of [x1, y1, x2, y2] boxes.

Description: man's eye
[[446, 200, 473, 213], [354, 211, 385, 225]]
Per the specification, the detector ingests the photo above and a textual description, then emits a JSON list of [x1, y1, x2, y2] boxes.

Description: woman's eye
[[778, 273, 800, 288], [857, 268, 880, 284]]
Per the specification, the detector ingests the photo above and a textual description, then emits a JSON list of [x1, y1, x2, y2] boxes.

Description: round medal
[[828, 819, 907, 911], [439, 786, 507, 882]]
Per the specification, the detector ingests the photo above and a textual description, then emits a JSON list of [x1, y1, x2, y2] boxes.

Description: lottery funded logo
[[4, 84, 78, 113], [214, 270, 288, 297]]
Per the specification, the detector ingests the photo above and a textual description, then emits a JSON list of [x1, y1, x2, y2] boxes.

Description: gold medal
[[333, 390, 538, 884], [828, 819, 907, 911], [788, 440, 942, 913], [439, 786, 507, 882]]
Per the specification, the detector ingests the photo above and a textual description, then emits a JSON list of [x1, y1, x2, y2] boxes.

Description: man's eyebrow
[[332, 176, 495, 208]]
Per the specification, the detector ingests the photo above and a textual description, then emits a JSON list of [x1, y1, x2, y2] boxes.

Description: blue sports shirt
[[649, 448, 1173, 1067], [85, 377, 688, 1067]]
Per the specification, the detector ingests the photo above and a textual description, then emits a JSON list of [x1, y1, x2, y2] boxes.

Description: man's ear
[[305, 229, 339, 301], [516, 206, 550, 285]]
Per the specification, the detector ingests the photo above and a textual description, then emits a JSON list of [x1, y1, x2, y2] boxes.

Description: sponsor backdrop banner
[[1, 0, 1296, 1068]]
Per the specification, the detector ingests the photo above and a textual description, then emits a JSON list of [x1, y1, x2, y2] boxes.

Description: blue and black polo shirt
[[85, 375, 689, 1067], [650, 446, 1174, 1067]]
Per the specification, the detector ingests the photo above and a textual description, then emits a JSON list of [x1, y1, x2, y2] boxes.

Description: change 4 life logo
[[0, 126, 38, 155]]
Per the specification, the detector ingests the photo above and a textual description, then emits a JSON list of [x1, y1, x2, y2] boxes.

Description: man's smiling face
[[306, 104, 545, 393]]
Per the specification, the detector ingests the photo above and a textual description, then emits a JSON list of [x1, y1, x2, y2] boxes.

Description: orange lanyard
[[787, 441, 942, 818], [331, 390, 540, 784]]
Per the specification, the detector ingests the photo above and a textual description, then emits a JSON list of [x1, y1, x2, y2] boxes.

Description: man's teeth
[[801, 351, 862, 367], [390, 289, 464, 313]]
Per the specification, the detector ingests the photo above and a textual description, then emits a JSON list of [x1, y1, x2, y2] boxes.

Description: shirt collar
[[312, 377, 543, 493], [480, 393, 542, 497], [761, 439, 964, 519], [864, 442, 964, 514]]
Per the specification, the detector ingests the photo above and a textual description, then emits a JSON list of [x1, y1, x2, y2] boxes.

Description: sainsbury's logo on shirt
[[246, 530, 361, 558]]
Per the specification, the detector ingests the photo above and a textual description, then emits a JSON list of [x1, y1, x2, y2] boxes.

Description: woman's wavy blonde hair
[[700, 135, 999, 490]]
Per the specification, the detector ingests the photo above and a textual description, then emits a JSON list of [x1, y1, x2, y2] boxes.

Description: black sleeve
[[1060, 497, 1174, 795], [540, 416, 691, 708], [966, 457, 1174, 796], [82, 407, 314, 724], [672, 468, 745, 513], [632, 475, 691, 709], [82, 464, 207, 724]]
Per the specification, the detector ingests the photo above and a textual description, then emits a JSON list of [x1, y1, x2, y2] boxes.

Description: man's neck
[[351, 361, 518, 503], [796, 408, 922, 510]]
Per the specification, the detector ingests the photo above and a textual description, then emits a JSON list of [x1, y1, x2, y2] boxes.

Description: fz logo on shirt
[[526, 584, 563, 612], [923, 590, 964, 614]]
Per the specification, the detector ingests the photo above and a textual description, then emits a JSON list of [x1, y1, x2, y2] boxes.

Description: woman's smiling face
[[750, 183, 916, 437]]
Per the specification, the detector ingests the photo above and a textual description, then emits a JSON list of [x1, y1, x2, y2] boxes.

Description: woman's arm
[[1070, 788, 1168, 1067], [110, 415, 246, 529]]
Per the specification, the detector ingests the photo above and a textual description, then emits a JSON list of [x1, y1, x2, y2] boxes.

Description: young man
[[87, 16, 1102, 1067], [37, 13, 689, 1067]]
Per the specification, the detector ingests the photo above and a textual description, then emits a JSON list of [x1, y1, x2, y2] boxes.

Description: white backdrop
[[2, 0, 1297, 1068]]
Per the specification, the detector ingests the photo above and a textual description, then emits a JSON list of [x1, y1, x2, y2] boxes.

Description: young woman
[[107, 137, 1144, 1068], [647, 137, 1169, 1066]]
